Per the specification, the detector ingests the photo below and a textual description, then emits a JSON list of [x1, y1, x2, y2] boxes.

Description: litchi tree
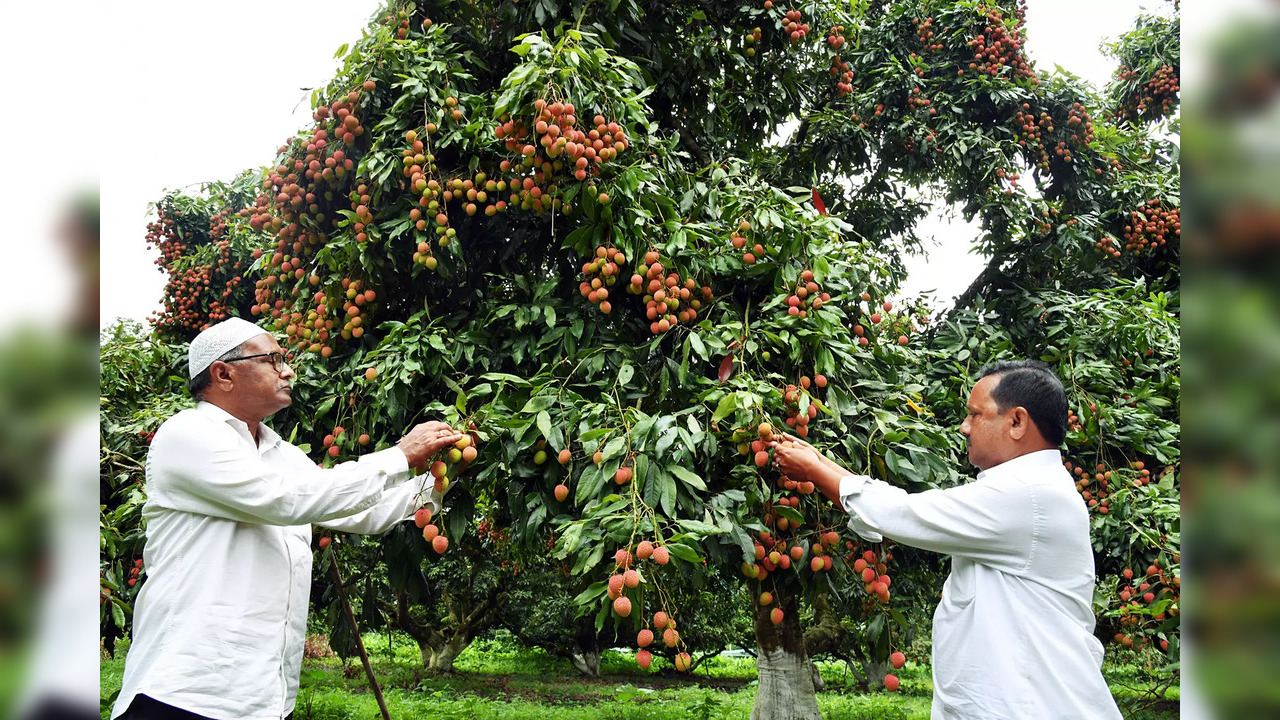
[[228, 5, 960, 714]]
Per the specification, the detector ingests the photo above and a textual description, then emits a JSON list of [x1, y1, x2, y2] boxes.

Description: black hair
[[977, 360, 1068, 446], [188, 344, 247, 400]]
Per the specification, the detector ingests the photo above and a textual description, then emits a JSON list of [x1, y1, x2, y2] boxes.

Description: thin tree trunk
[[328, 553, 391, 720], [751, 595, 823, 720]]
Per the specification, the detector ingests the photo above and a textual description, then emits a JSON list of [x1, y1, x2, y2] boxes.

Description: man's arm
[[772, 434, 1033, 567], [150, 418, 460, 527], [831, 475, 1034, 567], [317, 479, 441, 535]]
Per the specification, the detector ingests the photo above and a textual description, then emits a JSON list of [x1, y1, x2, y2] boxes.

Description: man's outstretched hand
[[397, 421, 464, 469], [768, 432, 853, 505], [768, 432, 827, 483]]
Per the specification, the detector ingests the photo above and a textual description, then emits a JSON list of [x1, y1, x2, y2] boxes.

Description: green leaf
[[631, 415, 656, 445], [573, 581, 607, 605], [676, 519, 721, 536], [576, 465, 607, 505], [712, 393, 738, 422], [522, 395, 557, 413], [480, 371, 528, 385], [618, 363, 634, 386], [729, 525, 756, 564], [667, 464, 707, 491], [560, 523, 585, 555], [687, 332, 707, 361], [659, 469, 677, 517], [887, 607, 910, 630], [536, 411, 553, 441], [602, 436, 627, 460], [664, 542, 702, 563], [685, 414, 702, 437], [633, 454, 650, 494], [773, 505, 804, 525]]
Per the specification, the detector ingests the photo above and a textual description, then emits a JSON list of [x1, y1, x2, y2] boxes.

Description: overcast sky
[[80, 0, 1167, 329]]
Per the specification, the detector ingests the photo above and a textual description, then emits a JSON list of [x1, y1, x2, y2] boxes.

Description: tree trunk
[[751, 595, 823, 720], [387, 585, 501, 673], [430, 638, 462, 672], [810, 661, 825, 692], [569, 647, 602, 677], [569, 619, 607, 677], [802, 594, 845, 694], [863, 658, 890, 691], [416, 623, 479, 672]]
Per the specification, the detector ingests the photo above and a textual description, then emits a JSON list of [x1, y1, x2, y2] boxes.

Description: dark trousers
[[117, 695, 295, 720], [19, 696, 97, 720], [116, 695, 214, 720]]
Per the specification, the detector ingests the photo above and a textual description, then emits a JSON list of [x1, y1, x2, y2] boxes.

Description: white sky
[[70, 0, 1166, 329]]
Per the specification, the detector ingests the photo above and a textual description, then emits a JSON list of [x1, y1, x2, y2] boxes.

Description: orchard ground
[[100, 631, 1178, 719]]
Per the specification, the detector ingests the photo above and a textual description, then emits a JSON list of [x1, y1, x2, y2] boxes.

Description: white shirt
[[839, 449, 1121, 720], [18, 410, 100, 715], [112, 402, 438, 720]]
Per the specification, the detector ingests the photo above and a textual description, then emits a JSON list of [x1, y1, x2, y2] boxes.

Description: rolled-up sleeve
[[148, 415, 412, 526], [839, 474, 1033, 568]]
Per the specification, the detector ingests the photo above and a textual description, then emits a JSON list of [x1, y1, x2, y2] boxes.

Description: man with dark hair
[[977, 359, 1068, 443], [772, 360, 1121, 719], [112, 318, 463, 720]]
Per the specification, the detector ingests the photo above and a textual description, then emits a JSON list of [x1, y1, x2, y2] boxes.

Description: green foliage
[[206, 0, 986, 668]]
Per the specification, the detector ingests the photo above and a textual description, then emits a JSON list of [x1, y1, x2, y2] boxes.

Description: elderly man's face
[[228, 334, 294, 417]]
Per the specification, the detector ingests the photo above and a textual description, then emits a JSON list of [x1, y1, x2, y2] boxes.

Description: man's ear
[[209, 362, 235, 393], [1008, 407, 1029, 441]]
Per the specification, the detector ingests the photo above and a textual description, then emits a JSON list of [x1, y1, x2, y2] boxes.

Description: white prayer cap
[[188, 317, 271, 378]]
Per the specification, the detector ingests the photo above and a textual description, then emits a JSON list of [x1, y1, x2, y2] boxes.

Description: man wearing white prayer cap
[[112, 317, 461, 720]]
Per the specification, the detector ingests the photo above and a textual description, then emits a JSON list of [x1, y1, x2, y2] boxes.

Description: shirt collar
[[196, 401, 284, 451], [975, 448, 1063, 482]]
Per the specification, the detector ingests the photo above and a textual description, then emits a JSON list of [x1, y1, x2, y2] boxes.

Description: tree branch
[[792, 116, 812, 154], [392, 588, 444, 649], [947, 253, 1005, 323], [802, 595, 847, 657], [676, 123, 712, 167], [462, 583, 503, 630]]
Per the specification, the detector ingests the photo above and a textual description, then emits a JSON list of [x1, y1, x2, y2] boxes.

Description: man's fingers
[[429, 434, 464, 450]]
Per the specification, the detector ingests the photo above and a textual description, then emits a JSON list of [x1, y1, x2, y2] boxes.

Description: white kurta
[[839, 449, 1121, 720], [112, 402, 438, 720]]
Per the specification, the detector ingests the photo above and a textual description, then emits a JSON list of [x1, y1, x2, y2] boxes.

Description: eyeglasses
[[222, 352, 289, 373]]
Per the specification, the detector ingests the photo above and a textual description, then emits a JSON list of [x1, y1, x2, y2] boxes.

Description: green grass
[[101, 632, 1177, 720]]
